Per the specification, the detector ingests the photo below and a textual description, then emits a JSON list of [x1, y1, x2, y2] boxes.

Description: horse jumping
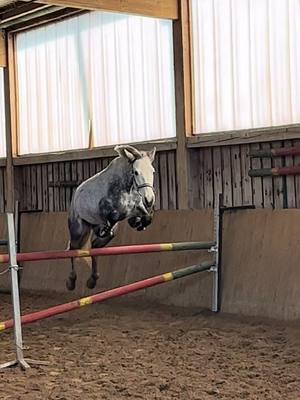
[[66, 145, 156, 290]]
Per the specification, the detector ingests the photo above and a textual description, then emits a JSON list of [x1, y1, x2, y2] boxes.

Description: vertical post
[[14, 200, 19, 238], [211, 194, 221, 312], [14, 200, 22, 286], [0, 214, 29, 370], [173, 0, 191, 209], [4, 33, 17, 213]]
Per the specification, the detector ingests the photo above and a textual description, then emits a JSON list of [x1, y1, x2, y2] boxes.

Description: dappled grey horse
[[66, 145, 156, 290]]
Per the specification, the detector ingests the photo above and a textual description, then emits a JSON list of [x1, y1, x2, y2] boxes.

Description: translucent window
[[15, 12, 176, 155], [190, 0, 300, 134]]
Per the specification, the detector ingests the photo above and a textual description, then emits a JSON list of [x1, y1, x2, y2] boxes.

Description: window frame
[[185, 0, 300, 148], [9, 10, 177, 159]]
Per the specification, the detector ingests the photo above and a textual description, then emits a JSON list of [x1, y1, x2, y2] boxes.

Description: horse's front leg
[[86, 223, 119, 289], [67, 217, 91, 291]]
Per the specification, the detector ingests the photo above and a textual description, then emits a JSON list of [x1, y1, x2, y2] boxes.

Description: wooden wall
[[15, 150, 178, 212], [189, 139, 300, 209], [2, 208, 299, 320], [5, 138, 300, 213], [0, 167, 5, 213]]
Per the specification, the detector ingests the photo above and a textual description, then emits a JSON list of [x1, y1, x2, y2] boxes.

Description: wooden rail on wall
[[13, 140, 177, 166], [187, 125, 300, 147], [39, 0, 178, 19]]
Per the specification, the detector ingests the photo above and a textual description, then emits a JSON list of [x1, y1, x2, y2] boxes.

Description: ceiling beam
[[0, 31, 6, 67], [0, 3, 48, 22], [0, 5, 65, 28], [7, 8, 80, 32], [38, 0, 178, 19]]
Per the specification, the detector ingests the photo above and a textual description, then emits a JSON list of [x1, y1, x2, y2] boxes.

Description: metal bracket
[[9, 264, 19, 272], [208, 245, 218, 253], [9, 264, 23, 273]]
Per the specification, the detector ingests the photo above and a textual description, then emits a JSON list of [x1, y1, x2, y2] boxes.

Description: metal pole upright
[[0, 213, 29, 370]]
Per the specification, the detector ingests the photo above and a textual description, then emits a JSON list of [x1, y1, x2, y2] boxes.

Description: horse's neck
[[111, 157, 133, 192]]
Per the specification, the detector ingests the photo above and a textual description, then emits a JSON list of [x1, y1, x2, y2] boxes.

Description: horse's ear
[[147, 147, 156, 163], [114, 145, 142, 162]]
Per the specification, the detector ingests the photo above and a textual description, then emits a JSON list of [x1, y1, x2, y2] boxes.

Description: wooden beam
[[7, 34, 18, 157], [173, 0, 189, 210], [181, 0, 192, 136], [187, 124, 300, 148], [0, 31, 7, 67], [4, 33, 18, 212], [0, 2, 48, 21], [13, 139, 177, 166], [38, 0, 178, 19], [8, 9, 82, 33], [4, 65, 13, 211]]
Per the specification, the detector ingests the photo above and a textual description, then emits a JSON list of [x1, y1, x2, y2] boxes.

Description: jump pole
[[0, 241, 215, 264], [0, 261, 214, 332], [248, 165, 300, 177], [250, 145, 300, 158]]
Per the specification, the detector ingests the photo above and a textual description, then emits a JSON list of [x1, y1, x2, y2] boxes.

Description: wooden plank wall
[[15, 150, 178, 212], [10, 138, 300, 212], [189, 139, 300, 209], [0, 167, 5, 212]]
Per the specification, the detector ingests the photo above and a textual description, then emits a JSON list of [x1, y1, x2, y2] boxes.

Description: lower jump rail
[[0, 261, 214, 332], [0, 241, 215, 264], [248, 165, 300, 177]]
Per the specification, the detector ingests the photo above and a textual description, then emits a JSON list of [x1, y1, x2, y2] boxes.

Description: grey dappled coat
[[69, 147, 155, 232]]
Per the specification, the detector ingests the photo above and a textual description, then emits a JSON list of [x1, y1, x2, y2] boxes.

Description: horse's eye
[[134, 170, 139, 176]]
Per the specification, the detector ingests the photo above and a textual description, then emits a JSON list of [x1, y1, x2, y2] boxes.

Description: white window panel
[[16, 11, 176, 155], [16, 21, 90, 154], [190, 0, 300, 134], [0, 68, 6, 157]]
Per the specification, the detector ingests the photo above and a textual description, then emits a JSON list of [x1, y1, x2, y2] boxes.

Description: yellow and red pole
[[0, 261, 214, 332], [0, 241, 215, 264]]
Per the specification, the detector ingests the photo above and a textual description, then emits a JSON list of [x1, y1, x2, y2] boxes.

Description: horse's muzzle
[[143, 195, 154, 210]]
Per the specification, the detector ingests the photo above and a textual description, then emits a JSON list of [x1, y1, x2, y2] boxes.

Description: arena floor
[[0, 292, 299, 400]]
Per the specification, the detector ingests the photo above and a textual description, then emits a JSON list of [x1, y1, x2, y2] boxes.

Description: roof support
[[38, 0, 178, 19], [0, 31, 6, 67]]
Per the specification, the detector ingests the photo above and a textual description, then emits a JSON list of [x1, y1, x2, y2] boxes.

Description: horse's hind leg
[[66, 217, 90, 291], [86, 223, 119, 289]]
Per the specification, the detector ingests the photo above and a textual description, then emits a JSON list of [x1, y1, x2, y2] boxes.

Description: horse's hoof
[[66, 278, 76, 291], [86, 276, 98, 289]]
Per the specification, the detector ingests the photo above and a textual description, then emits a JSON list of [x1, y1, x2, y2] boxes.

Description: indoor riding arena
[[0, 1, 299, 399]]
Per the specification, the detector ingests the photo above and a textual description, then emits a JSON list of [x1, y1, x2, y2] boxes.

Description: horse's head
[[114, 145, 156, 213]]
